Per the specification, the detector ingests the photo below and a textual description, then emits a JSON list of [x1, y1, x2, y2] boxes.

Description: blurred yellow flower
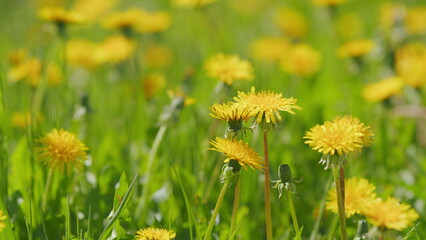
[[135, 227, 176, 240], [8, 58, 42, 85], [250, 37, 290, 62], [0, 210, 6, 232], [167, 88, 195, 106], [66, 39, 104, 68], [234, 87, 301, 124], [73, 0, 117, 21], [326, 178, 377, 217], [209, 137, 264, 172], [38, 6, 86, 24], [304, 115, 373, 156], [37, 129, 89, 175], [142, 73, 167, 100], [395, 43, 426, 87], [380, 2, 406, 31], [172, 0, 217, 8], [336, 14, 363, 39], [362, 76, 404, 102], [364, 197, 419, 231], [46, 63, 63, 85], [274, 8, 308, 39], [98, 35, 135, 64], [313, 0, 346, 7], [8, 49, 27, 66], [405, 7, 426, 35], [204, 53, 254, 85], [11, 112, 44, 128], [103, 8, 170, 33], [337, 39, 374, 58], [142, 45, 172, 68], [280, 44, 321, 76]]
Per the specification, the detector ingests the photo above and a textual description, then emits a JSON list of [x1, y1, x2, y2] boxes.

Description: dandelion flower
[[405, 7, 426, 35], [364, 197, 419, 231], [326, 178, 377, 217], [37, 129, 89, 174], [209, 102, 257, 123], [336, 14, 363, 39], [280, 44, 321, 76], [304, 115, 373, 156], [0, 210, 6, 232], [234, 87, 301, 124], [38, 7, 86, 24], [337, 39, 374, 58], [73, 0, 117, 21], [274, 8, 308, 39], [250, 37, 290, 62], [209, 137, 264, 172], [379, 2, 406, 31], [172, 0, 217, 8], [362, 76, 404, 102], [97, 35, 135, 64], [395, 43, 426, 88], [142, 73, 166, 100], [135, 227, 176, 240], [7, 58, 42, 84], [204, 53, 254, 85], [313, 0, 347, 7]]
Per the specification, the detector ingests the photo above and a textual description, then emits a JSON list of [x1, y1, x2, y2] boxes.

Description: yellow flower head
[[209, 137, 264, 172], [204, 53, 254, 85], [337, 39, 374, 58], [142, 44, 172, 68], [135, 227, 176, 240], [395, 43, 426, 88], [336, 14, 363, 39], [73, 0, 117, 21], [38, 7, 86, 24], [11, 112, 43, 129], [304, 115, 373, 156], [66, 39, 104, 68], [142, 73, 167, 100], [250, 37, 290, 62], [7, 58, 42, 84], [274, 8, 308, 39], [362, 76, 404, 102], [97, 35, 135, 64], [0, 210, 7, 232], [8, 49, 27, 66], [405, 7, 426, 35], [172, 0, 217, 8], [135, 11, 170, 33], [326, 178, 377, 217], [313, 0, 346, 7], [280, 44, 321, 76], [209, 102, 258, 129], [364, 197, 419, 231], [234, 87, 301, 124], [37, 129, 89, 175]]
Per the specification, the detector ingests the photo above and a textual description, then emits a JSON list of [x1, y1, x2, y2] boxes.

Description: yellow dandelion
[[97, 35, 135, 64], [336, 14, 363, 39], [304, 115, 373, 156], [37, 129, 89, 175], [73, 0, 117, 21], [102, 8, 145, 31], [337, 39, 374, 58], [326, 178, 377, 217], [364, 197, 419, 231], [313, 0, 347, 7], [250, 37, 290, 62], [135, 227, 176, 240], [142, 44, 172, 68], [135, 11, 170, 33], [38, 6, 86, 24], [362, 76, 404, 102], [209, 137, 264, 172], [405, 7, 426, 35], [380, 2, 406, 31], [395, 43, 426, 88], [234, 87, 301, 124], [204, 53, 254, 85], [209, 102, 257, 123], [11, 112, 43, 128], [274, 8, 308, 39], [142, 73, 167, 100], [0, 210, 7, 232], [280, 44, 321, 77], [172, 0, 217, 8], [66, 39, 104, 68], [7, 58, 42, 85], [8, 49, 27, 66]]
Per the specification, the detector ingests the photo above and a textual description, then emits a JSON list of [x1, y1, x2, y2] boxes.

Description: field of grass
[[0, 0, 425, 239]]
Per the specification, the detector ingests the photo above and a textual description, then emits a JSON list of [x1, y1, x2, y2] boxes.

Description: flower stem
[[332, 165, 347, 240], [263, 130, 273, 240], [204, 180, 230, 240], [287, 190, 300, 236], [229, 176, 241, 240], [41, 169, 53, 213]]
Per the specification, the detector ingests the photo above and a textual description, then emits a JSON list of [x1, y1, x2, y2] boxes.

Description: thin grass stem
[[263, 130, 273, 240], [41, 169, 54, 213], [204, 180, 230, 240]]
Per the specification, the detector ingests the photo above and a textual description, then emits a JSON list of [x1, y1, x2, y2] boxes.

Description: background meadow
[[0, 0, 425, 239]]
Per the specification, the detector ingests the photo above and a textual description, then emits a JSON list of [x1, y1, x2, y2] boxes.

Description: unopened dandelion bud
[[278, 164, 292, 184]]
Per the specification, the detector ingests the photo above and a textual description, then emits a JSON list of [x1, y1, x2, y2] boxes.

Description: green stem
[[310, 172, 333, 240], [136, 125, 168, 218], [332, 165, 347, 240], [229, 176, 240, 240], [263, 130, 273, 240], [41, 169, 54, 213], [287, 190, 300, 236], [204, 180, 230, 240]]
